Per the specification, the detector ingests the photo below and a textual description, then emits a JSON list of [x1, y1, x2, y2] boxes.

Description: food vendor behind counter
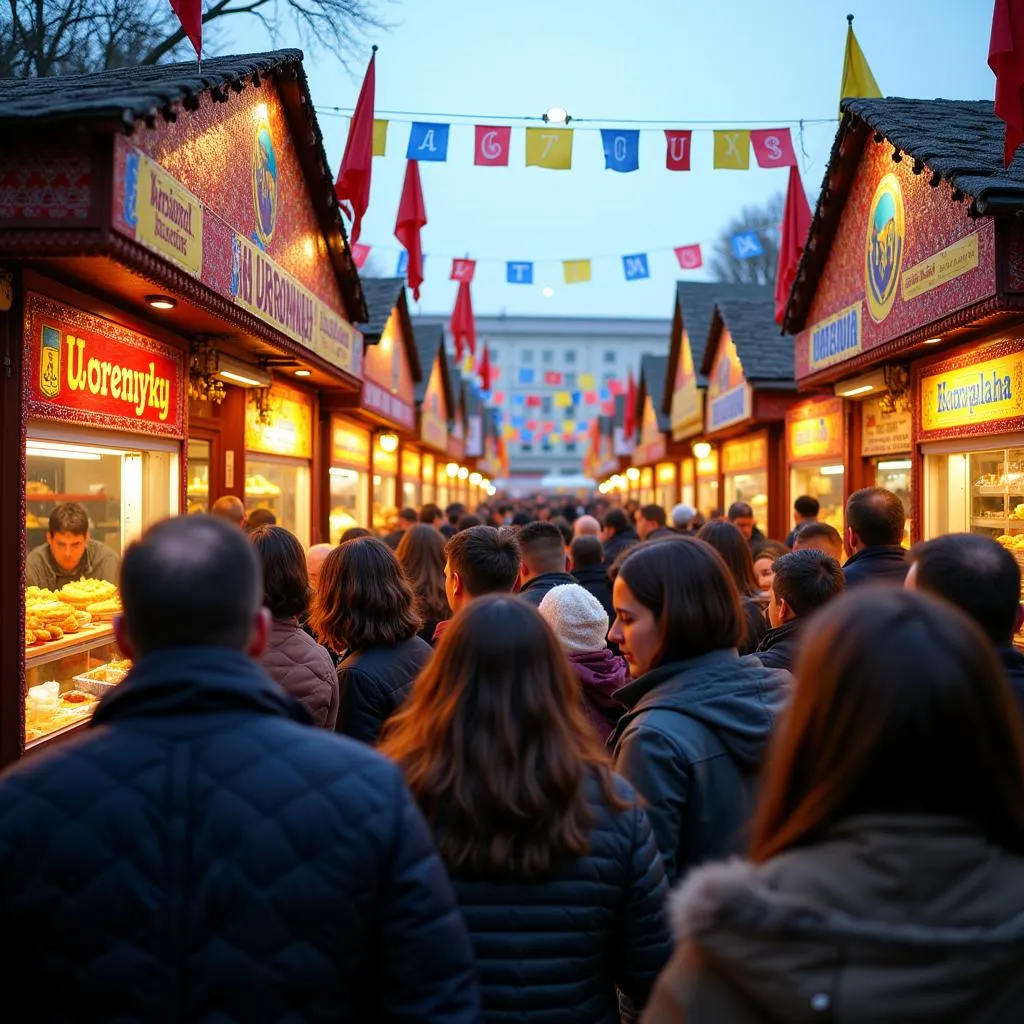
[[25, 502, 120, 590]]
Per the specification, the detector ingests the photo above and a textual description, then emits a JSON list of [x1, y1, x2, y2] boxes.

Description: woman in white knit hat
[[538, 583, 628, 741]]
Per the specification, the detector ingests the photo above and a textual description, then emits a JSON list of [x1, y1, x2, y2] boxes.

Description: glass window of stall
[[639, 466, 654, 506], [861, 395, 913, 546], [696, 451, 719, 517], [655, 462, 677, 511], [421, 452, 436, 506], [372, 437, 399, 535], [329, 417, 371, 541], [401, 449, 422, 510], [679, 458, 695, 508], [786, 398, 847, 535], [722, 433, 768, 527]]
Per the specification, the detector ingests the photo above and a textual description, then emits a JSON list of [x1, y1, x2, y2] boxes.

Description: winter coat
[[610, 650, 790, 883], [843, 544, 909, 588], [1000, 646, 1024, 720], [0, 647, 481, 1022], [644, 527, 677, 542], [603, 527, 640, 564], [572, 562, 615, 627], [337, 634, 432, 744], [519, 571, 578, 608], [261, 615, 340, 729], [740, 595, 770, 655], [25, 538, 120, 590], [445, 770, 673, 1022], [569, 648, 629, 741], [642, 815, 1024, 1024], [753, 618, 803, 673]]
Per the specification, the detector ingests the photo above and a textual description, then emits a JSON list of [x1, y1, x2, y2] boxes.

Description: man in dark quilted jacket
[[0, 515, 481, 1022]]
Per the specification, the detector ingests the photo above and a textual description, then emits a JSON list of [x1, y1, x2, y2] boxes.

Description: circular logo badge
[[252, 113, 278, 248], [864, 172, 905, 323]]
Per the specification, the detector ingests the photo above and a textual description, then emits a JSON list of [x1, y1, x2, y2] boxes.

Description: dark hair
[[48, 501, 89, 536], [340, 526, 372, 542], [379, 595, 627, 880], [617, 538, 743, 664], [639, 504, 666, 528], [399, 507, 418, 524], [751, 589, 1024, 861], [728, 501, 754, 520], [794, 495, 820, 518], [445, 502, 465, 524], [309, 536, 421, 650], [752, 541, 789, 564], [249, 525, 310, 618], [396, 524, 450, 622], [445, 525, 521, 597], [697, 520, 760, 597], [549, 516, 574, 548], [511, 511, 532, 527], [606, 536, 644, 583], [419, 503, 443, 524], [246, 507, 277, 530], [519, 520, 568, 574], [909, 533, 1022, 645], [456, 513, 482, 532], [792, 521, 844, 555], [772, 550, 844, 619], [846, 486, 905, 547], [120, 515, 262, 654], [570, 535, 604, 569], [604, 508, 629, 534]]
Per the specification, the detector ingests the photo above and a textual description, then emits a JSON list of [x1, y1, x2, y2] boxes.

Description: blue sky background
[[227, 0, 997, 320]]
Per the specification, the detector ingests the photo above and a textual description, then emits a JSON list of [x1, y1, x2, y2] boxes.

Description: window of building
[[564, 372, 577, 389], [489, 346, 499, 361], [603, 350, 616, 364], [541, 439, 552, 452], [603, 372, 615, 386], [541, 349, 554, 365], [564, 350, 577, 364], [521, 349, 534, 364], [565, 442, 577, 453], [520, 442, 533, 453], [542, 397, 553, 415]]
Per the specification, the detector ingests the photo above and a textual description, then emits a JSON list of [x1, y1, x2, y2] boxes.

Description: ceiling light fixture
[[145, 295, 177, 310], [835, 368, 887, 400], [923, 337, 942, 345], [692, 441, 712, 460], [376, 430, 400, 454], [294, 368, 312, 377], [220, 369, 265, 387]]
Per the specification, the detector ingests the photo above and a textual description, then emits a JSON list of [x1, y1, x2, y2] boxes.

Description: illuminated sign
[[131, 152, 204, 275], [920, 349, 1024, 432], [245, 383, 313, 459], [331, 419, 371, 467], [419, 357, 449, 451], [670, 329, 702, 439], [901, 232, 979, 302], [706, 331, 751, 432], [722, 434, 767, 474], [787, 397, 844, 462], [808, 301, 862, 372], [861, 395, 911, 456]]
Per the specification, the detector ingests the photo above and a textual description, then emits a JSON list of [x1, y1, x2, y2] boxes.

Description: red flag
[[474, 125, 512, 166], [774, 165, 813, 325], [335, 48, 377, 245], [989, 0, 1024, 166], [624, 369, 637, 439], [544, 371, 562, 386], [350, 242, 371, 269], [674, 244, 703, 270], [394, 159, 427, 300], [450, 258, 476, 282], [477, 343, 492, 391], [750, 128, 797, 168], [665, 130, 692, 171], [170, 0, 202, 58], [450, 281, 475, 361]]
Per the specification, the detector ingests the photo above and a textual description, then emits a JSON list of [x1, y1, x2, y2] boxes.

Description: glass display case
[[789, 464, 845, 533], [186, 437, 211, 514], [328, 467, 363, 542], [245, 456, 310, 545], [874, 458, 912, 547]]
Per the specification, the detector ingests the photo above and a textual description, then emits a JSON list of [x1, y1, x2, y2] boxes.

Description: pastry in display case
[[971, 448, 1024, 534]]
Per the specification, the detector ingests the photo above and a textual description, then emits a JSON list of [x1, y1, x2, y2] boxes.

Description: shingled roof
[[704, 295, 795, 384], [360, 278, 406, 337], [783, 97, 1024, 333], [412, 323, 451, 408], [638, 354, 670, 433]]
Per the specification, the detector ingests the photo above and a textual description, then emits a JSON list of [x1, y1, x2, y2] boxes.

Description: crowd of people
[[5, 484, 1024, 1019]]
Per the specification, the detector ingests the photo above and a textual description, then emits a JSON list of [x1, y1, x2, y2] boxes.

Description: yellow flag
[[554, 391, 572, 408], [561, 418, 575, 433], [713, 130, 750, 170], [372, 119, 388, 157], [550, 432, 562, 444], [563, 259, 592, 284], [526, 127, 573, 170], [579, 372, 596, 389], [503, 424, 517, 439], [839, 18, 881, 115]]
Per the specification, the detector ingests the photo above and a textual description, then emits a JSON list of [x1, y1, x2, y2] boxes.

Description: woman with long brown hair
[[379, 595, 672, 1022], [308, 536, 430, 744], [643, 588, 1024, 1023], [395, 524, 450, 644], [696, 520, 768, 653]]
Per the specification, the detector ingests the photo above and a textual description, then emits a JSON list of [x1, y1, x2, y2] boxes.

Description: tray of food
[[72, 658, 132, 692], [58, 578, 122, 620], [24, 586, 95, 646], [25, 682, 99, 743]]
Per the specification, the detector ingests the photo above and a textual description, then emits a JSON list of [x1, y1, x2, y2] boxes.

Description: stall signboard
[[640, 467, 653, 489], [466, 410, 484, 458], [635, 394, 667, 465], [448, 409, 466, 462], [786, 397, 845, 463], [26, 294, 184, 437], [861, 395, 912, 456], [722, 433, 768, 475], [131, 153, 204, 275], [419, 356, 449, 451], [374, 443, 398, 475], [245, 382, 312, 458], [706, 330, 751, 433], [670, 329, 702, 440], [919, 345, 1024, 435], [331, 418, 371, 468], [794, 141, 996, 382], [362, 313, 415, 429]]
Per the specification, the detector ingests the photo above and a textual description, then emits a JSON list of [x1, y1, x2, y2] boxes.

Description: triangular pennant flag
[[839, 15, 881, 115], [170, 0, 202, 58], [989, 0, 1024, 166], [775, 165, 813, 325], [335, 48, 377, 245], [477, 343, 492, 391], [394, 159, 427, 300], [450, 280, 476, 361]]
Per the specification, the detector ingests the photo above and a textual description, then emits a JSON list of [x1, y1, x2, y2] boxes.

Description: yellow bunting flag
[[563, 259, 592, 284], [554, 392, 572, 409], [579, 372, 596, 389], [372, 119, 388, 157], [561, 418, 575, 433], [713, 130, 751, 169], [503, 424, 517, 439], [839, 16, 881, 115], [550, 433, 562, 444], [525, 127, 574, 170]]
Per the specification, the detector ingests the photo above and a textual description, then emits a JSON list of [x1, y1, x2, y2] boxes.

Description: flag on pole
[[839, 15, 881, 115], [335, 47, 377, 245], [450, 281, 476, 361], [624, 369, 637, 439], [478, 343, 492, 391], [775, 165, 813, 325], [989, 0, 1024, 166], [170, 0, 202, 59], [395, 159, 427, 300]]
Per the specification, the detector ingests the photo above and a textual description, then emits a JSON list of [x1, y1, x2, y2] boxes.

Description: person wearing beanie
[[538, 584, 628, 741], [670, 503, 698, 533]]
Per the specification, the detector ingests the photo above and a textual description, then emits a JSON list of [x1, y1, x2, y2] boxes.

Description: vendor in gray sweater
[[25, 501, 120, 590]]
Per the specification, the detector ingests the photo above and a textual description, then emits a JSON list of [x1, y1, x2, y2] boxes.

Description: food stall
[[0, 50, 366, 765], [785, 396, 848, 533], [783, 96, 1024, 642], [631, 354, 682, 510], [447, 368, 469, 506], [412, 325, 455, 508]]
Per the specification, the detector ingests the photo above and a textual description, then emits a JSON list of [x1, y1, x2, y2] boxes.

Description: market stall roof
[[0, 49, 366, 323], [783, 97, 1024, 334], [638, 354, 670, 433], [412, 322, 455, 414], [704, 295, 795, 386], [360, 277, 421, 379]]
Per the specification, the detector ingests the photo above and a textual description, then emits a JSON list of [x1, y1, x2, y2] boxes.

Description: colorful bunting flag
[[571, 390, 581, 404], [477, 341, 492, 390], [450, 258, 476, 283], [492, 390, 504, 404], [335, 48, 377, 245], [351, 242, 372, 268], [624, 369, 637, 438], [608, 378, 626, 396], [526, 419, 538, 431], [450, 280, 476, 360], [372, 119, 388, 157], [622, 253, 650, 281], [750, 128, 797, 168], [579, 373, 596, 389], [731, 230, 764, 260], [490, 366, 502, 382], [394, 159, 427, 298], [554, 392, 572, 409], [407, 122, 450, 162], [563, 259, 591, 284], [598, 386, 611, 401], [504, 424, 517, 439], [550, 433, 562, 444], [474, 125, 512, 166], [713, 129, 751, 169], [513, 394, 525, 405], [507, 261, 534, 284], [396, 250, 427, 276], [543, 420, 555, 431], [545, 371, 562, 386], [526, 395, 542, 407], [526, 127, 573, 170], [601, 129, 640, 172], [562, 419, 575, 433], [664, 130, 692, 171], [674, 244, 703, 270], [584, 390, 597, 404], [519, 367, 535, 384]]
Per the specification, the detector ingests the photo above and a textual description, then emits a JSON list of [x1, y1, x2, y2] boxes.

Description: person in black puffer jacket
[[0, 516, 479, 1022], [380, 595, 672, 1023], [310, 535, 432, 744]]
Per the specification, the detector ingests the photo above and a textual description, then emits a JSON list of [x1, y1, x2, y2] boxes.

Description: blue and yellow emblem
[[252, 108, 278, 249], [864, 173, 904, 323], [39, 324, 61, 399]]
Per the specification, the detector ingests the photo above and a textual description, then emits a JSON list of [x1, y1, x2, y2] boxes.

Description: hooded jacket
[[0, 647, 480, 1022], [754, 618, 803, 672], [518, 571, 578, 608], [261, 616, 340, 728], [642, 815, 1024, 1024], [610, 650, 790, 883], [569, 647, 629, 741], [843, 544, 909, 588], [603, 527, 640, 564]]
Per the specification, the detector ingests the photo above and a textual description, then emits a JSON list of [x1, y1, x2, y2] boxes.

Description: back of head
[[792, 521, 844, 560], [519, 520, 569, 575], [794, 495, 820, 519], [671, 503, 697, 530], [617, 538, 743, 664], [445, 502, 465, 524], [751, 588, 1024, 862], [538, 583, 609, 655], [396, 524, 449, 621], [550, 516, 574, 548], [309, 536, 420, 650], [771, 549, 844, 618], [249, 525, 309, 619], [210, 495, 245, 527], [573, 514, 601, 538], [340, 526, 372, 542], [909, 533, 1022, 646], [570, 535, 604, 570], [696, 519, 759, 596], [246, 507, 277, 531], [119, 515, 262, 654], [379, 594, 621, 880], [846, 486, 905, 547], [639, 503, 666, 528], [419, 503, 443, 524], [398, 507, 418, 526], [511, 511, 532, 527], [445, 524, 521, 597], [305, 542, 334, 582], [456, 513, 482, 532], [604, 508, 629, 534], [728, 501, 754, 521]]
